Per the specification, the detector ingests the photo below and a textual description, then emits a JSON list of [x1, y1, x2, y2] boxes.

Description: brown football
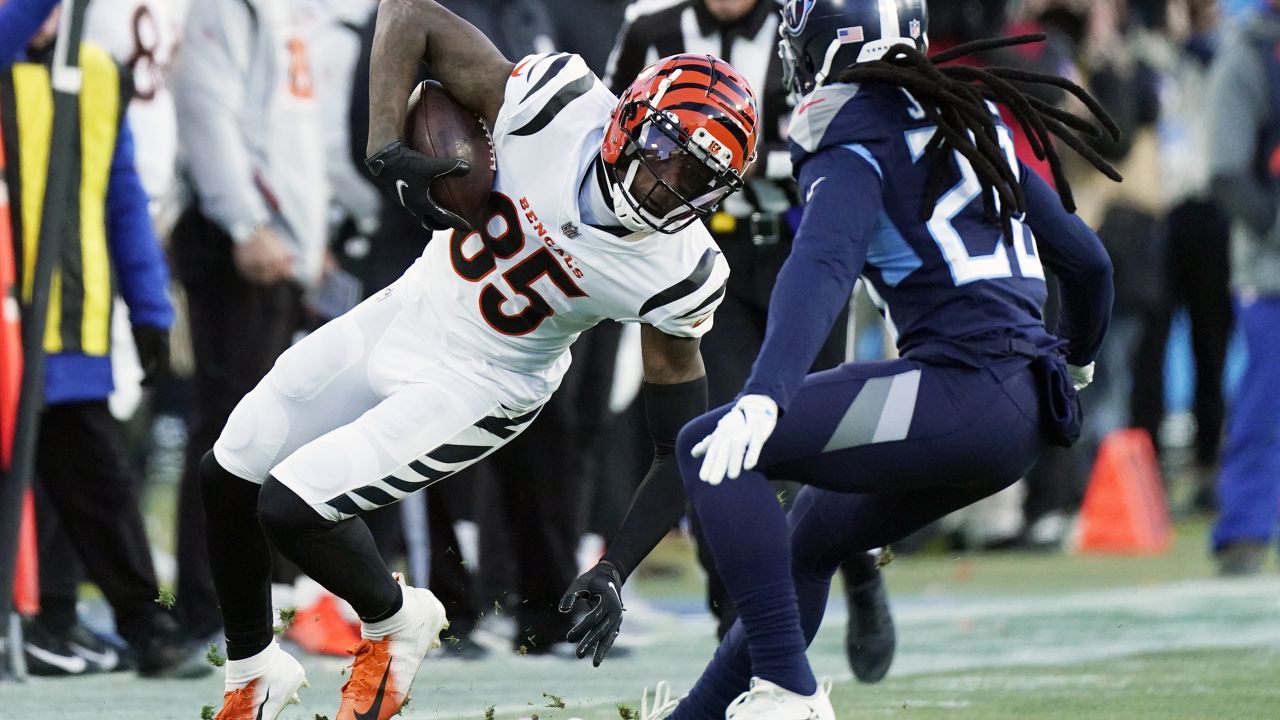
[[403, 80, 496, 229]]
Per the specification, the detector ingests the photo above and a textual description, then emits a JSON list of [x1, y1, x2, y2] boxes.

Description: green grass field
[[3, 518, 1278, 720], [822, 647, 1280, 720]]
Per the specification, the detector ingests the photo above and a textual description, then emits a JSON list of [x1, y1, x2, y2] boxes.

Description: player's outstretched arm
[[688, 149, 878, 485], [559, 327, 708, 667], [738, 147, 879, 411], [366, 0, 514, 155]]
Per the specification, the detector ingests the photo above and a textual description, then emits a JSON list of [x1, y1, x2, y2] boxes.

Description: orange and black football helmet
[[602, 54, 759, 233]]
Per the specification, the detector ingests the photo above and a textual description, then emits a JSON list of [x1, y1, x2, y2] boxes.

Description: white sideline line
[[886, 577, 1280, 624]]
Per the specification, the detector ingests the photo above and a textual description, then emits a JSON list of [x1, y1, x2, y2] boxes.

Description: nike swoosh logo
[[257, 689, 270, 720], [68, 641, 119, 670], [511, 57, 534, 77], [396, 179, 410, 208], [806, 177, 826, 203], [25, 644, 87, 674], [354, 663, 393, 720], [607, 581, 621, 605], [796, 97, 827, 115]]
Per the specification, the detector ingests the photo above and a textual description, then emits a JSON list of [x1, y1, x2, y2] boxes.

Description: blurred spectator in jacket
[[1128, 0, 1232, 513], [1033, 0, 1163, 467], [170, 0, 329, 642], [0, 0, 206, 678], [1204, 0, 1280, 575]]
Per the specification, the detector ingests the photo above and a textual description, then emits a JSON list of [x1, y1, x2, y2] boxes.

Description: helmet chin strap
[[609, 158, 690, 233], [814, 37, 844, 88], [609, 159, 653, 233], [609, 70, 690, 233]]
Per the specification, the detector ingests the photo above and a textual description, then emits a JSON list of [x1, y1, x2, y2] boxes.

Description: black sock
[[257, 476, 401, 622], [199, 452, 274, 661], [842, 550, 881, 588], [362, 590, 404, 624]]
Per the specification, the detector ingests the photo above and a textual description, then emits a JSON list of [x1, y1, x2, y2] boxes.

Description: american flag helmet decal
[[837, 26, 866, 44]]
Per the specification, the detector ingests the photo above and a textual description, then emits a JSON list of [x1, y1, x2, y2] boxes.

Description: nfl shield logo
[[909, 19, 922, 39], [561, 222, 580, 239]]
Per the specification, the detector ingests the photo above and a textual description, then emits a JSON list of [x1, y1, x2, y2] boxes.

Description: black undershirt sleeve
[[601, 377, 707, 581]]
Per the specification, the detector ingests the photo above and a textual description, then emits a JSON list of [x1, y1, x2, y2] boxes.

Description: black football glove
[[132, 324, 169, 387], [558, 560, 625, 667], [365, 140, 472, 232]]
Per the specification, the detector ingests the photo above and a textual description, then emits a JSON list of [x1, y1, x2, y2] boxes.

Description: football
[[403, 80, 496, 229]]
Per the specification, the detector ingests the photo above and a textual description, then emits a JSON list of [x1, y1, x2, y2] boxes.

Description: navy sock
[[674, 621, 755, 720], [676, 417, 817, 698], [677, 489, 853, 717]]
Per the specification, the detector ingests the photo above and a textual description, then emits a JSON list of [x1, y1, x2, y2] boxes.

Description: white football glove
[[1068, 362, 1095, 392], [691, 394, 778, 485]]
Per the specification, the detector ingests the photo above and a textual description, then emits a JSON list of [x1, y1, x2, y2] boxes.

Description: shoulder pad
[[788, 83, 900, 167], [642, 242, 730, 339], [495, 53, 606, 140]]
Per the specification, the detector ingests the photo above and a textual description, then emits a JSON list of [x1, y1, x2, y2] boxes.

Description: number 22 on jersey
[[903, 94, 1045, 287], [449, 192, 587, 336]]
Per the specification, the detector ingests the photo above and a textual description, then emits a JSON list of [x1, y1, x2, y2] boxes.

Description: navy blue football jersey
[[742, 81, 1112, 408], [789, 81, 1060, 366]]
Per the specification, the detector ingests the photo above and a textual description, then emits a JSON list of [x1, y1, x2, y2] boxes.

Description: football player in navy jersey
[[576, 0, 1121, 717]]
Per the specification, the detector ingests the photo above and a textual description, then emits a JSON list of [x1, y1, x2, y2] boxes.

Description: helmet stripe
[[662, 82, 752, 116], [649, 59, 753, 103], [878, 0, 902, 39], [665, 101, 750, 154], [662, 94, 751, 132], [653, 62, 741, 85], [708, 115, 751, 155]]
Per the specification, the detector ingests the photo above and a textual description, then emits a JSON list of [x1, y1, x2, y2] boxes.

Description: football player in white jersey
[[198, 1, 759, 718]]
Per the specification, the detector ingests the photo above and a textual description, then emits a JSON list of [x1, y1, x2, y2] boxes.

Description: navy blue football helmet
[[779, 0, 930, 101]]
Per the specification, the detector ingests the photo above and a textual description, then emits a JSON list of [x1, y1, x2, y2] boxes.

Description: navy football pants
[[672, 358, 1047, 717]]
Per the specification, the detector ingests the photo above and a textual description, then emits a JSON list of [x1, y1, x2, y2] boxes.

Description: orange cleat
[[336, 580, 448, 720], [287, 593, 363, 657], [213, 648, 307, 720]]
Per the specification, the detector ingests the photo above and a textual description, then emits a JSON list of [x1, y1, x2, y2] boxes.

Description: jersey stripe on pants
[[212, 275, 551, 523]]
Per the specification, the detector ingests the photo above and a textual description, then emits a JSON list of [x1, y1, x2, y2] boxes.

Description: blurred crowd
[[2, 0, 1278, 680]]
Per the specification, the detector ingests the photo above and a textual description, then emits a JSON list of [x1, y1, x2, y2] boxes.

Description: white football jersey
[[411, 53, 729, 388]]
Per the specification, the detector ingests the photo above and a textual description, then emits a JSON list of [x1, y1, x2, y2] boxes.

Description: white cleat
[[725, 677, 835, 720], [336, 574, 449, 720], [640, 680, 683, 720], [213, 647, 308, 720]]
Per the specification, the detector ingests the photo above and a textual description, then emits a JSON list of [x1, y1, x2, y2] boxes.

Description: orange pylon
[[1074, 428, 1172, 555]]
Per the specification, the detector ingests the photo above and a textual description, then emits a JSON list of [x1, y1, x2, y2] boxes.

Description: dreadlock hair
[[834, 34, 1123, 244]]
